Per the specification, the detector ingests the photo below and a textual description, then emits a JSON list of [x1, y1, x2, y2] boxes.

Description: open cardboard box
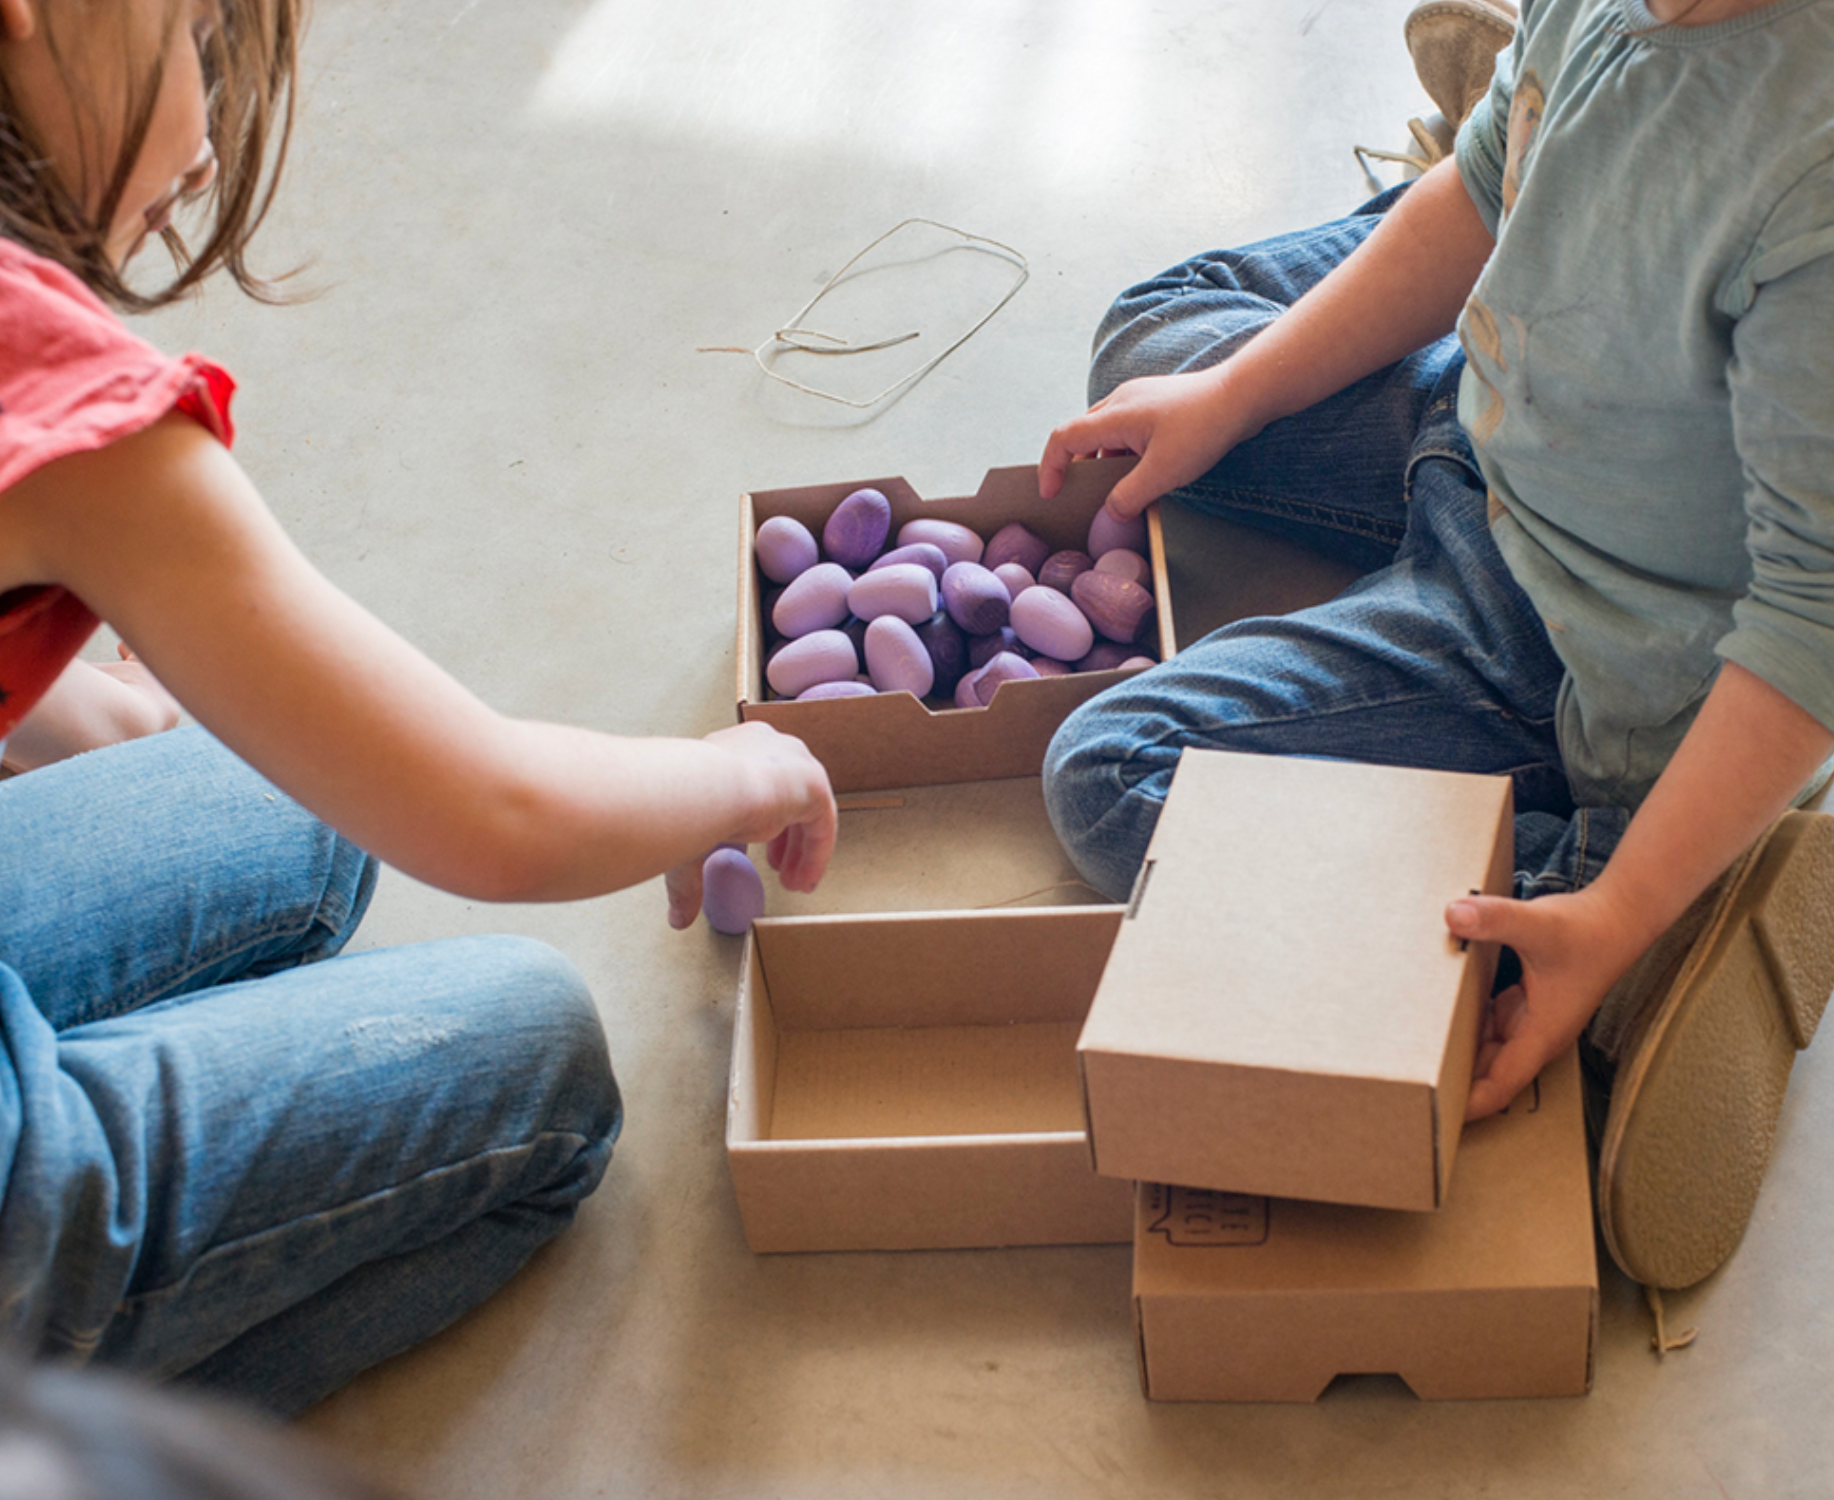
[[728, 906, 1136, 1253], [1079, 749, 1515, 1213], [737, 459, 1178, 793], [1132, 1048, 1597, 1402]]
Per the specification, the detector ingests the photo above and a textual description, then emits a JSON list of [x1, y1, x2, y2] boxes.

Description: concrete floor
[[141, 0, 1834, 1495]]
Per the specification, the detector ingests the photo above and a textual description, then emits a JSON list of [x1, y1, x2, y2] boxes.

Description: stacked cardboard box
[[726, 468, 1597, 1401]]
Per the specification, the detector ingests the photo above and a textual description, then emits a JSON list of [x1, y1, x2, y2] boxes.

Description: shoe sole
[[1597, 811, 1834, 1289]]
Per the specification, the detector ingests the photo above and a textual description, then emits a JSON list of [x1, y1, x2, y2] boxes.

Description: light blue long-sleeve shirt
[[1454, 0, 1834, 807]]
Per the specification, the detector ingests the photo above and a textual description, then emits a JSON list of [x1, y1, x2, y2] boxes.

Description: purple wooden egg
[[1118, 656, 1155, 671], [702, 847, 765, 935], [1073, 641, 1141, 673], [760, 585, 786, 642], [755, 515, 820, 584], [773, 561, 853, 638], [954, 664, 987, 709], [867, 542, 949, 582], [1088, 506, 1148, 559], [766, 629, 858, 697], [1010, 585, 1094, 663], [971, 650, 1040, 705], [847, 563, 939, 624], [1093, 548, 1152, 590], [897, 518, 984, 568], [968, 627, 1033, 669], [913, 611, 969, 697], [798, 679, 877, 700], [1038, 549, 1094, 594], [941, 561, 1011, 635], [839, 614, 870, 659], [864, 615, 935, 698], [992, 562, 1035, 599], [982, 521, 1051, 577], [1072, 570, 1155, 644], [824, 488, 892, 568], [1031, 657, 1072, 677]]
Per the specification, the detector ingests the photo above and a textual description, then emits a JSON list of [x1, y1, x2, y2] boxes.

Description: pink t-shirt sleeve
[[0, 240, 236, 497]]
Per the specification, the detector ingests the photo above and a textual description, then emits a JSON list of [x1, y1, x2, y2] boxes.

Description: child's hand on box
[[1039, 369, 1251, 523], [1446, 885, 1647, 1119]]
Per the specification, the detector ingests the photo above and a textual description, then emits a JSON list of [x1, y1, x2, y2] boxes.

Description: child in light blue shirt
[[1039, 0, 1834, 1292]]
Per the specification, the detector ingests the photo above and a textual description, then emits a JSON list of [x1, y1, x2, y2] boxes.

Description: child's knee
[[1043, 706, 1139, 899]]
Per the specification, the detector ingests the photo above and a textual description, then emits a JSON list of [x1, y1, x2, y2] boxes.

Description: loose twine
[[1645, 1284, 1699, 1358], [698, 218, 1029, 409]]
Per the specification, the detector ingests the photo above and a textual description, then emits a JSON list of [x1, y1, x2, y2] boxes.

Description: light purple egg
[[971, 650, 1041, 706], [1118, 655, 1155, 671], [1088, 506, 1148, 559], [824, 488, 892, 569], [1071, 570, 1155, 644], [702, 847, 766, 935], [954, 664, 987, 709], [798, 679, 877, 700], [867, 542, 950, 582], [1093, 548, 1152, 590], [897, 518, 984, 568], [773, 561, 853, 639], [913, 611, 969, 697], [1031, 658, 1072, 677], [754, 515, 820, 585], [992, 562, 1035, 598], [968, 627, 1031, 669], [941, 561, 1011, 635], [1010, 584, 1095, 663], [864, 615, 935, 698], [847, 563, 938, 625], [766, 629, 858, 697], [1039, 549, 1094, 594], [983, 521, 1051, 577]]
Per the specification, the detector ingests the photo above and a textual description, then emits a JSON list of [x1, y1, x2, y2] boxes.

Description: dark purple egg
[[823, 488, 892, 569]]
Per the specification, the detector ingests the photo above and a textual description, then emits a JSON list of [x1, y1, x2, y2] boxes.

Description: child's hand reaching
[[664, 721, 838, 930], [1038, 368, 1250, 522], [1445, 885, 1647, 1119]]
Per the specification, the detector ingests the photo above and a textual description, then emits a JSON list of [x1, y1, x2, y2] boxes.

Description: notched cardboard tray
[[728, 905, 1136, 1253], [1132, 1048, 1598, 1402], [737, 459, 1178, 793]]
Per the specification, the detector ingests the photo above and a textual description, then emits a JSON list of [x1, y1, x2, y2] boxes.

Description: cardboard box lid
[[1132, 1049, 1597, 1401], [1079, 750, 1514, 1210]]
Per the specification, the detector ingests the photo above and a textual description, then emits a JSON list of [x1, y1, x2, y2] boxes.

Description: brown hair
[[0, 0, 306, 311]]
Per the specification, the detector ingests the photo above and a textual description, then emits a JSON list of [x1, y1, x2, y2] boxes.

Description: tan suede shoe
[[1356, 0, 1516, 175], [1406, 0, 1519, 133], [1597, 810, 1834, 1289]]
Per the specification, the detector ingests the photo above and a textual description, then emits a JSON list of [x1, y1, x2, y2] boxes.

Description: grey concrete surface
[[139, 1, 1834, 1496]]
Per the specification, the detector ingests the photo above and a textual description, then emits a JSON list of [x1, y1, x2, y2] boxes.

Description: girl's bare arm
[[0, 415, 836, 903]]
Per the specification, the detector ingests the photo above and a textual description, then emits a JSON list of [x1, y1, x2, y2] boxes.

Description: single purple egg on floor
[[702, 847, 766, 935]]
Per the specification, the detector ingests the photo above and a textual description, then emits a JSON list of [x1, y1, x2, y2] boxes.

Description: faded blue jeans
[[1044, 189, 1629, 921], [0, 727, 621, 1415]]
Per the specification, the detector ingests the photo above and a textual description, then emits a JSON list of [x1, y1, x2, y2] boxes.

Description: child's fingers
[[664, 860, 704, 930]]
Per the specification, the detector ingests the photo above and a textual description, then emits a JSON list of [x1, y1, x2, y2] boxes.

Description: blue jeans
[[1044, 190, 1629, 920], [0, 727, 621, 1415]]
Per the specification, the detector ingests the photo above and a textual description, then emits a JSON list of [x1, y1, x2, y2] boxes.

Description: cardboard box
[[737, 460, 1177, 792], [1132, 1048, 1597, 1401], [728, 906, 1136, 1252], [1079, 749, 1514, 1212]]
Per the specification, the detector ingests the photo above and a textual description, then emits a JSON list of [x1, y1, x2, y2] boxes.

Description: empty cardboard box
[[1079, 749, 1514, 1212], [737, 459, 1177, 792], [728, 906, 1136, 1253], [1132, 1048, 1597, 1401]]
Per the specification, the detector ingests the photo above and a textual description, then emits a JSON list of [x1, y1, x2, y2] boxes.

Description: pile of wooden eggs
[[757, 489, 1158, 706]]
